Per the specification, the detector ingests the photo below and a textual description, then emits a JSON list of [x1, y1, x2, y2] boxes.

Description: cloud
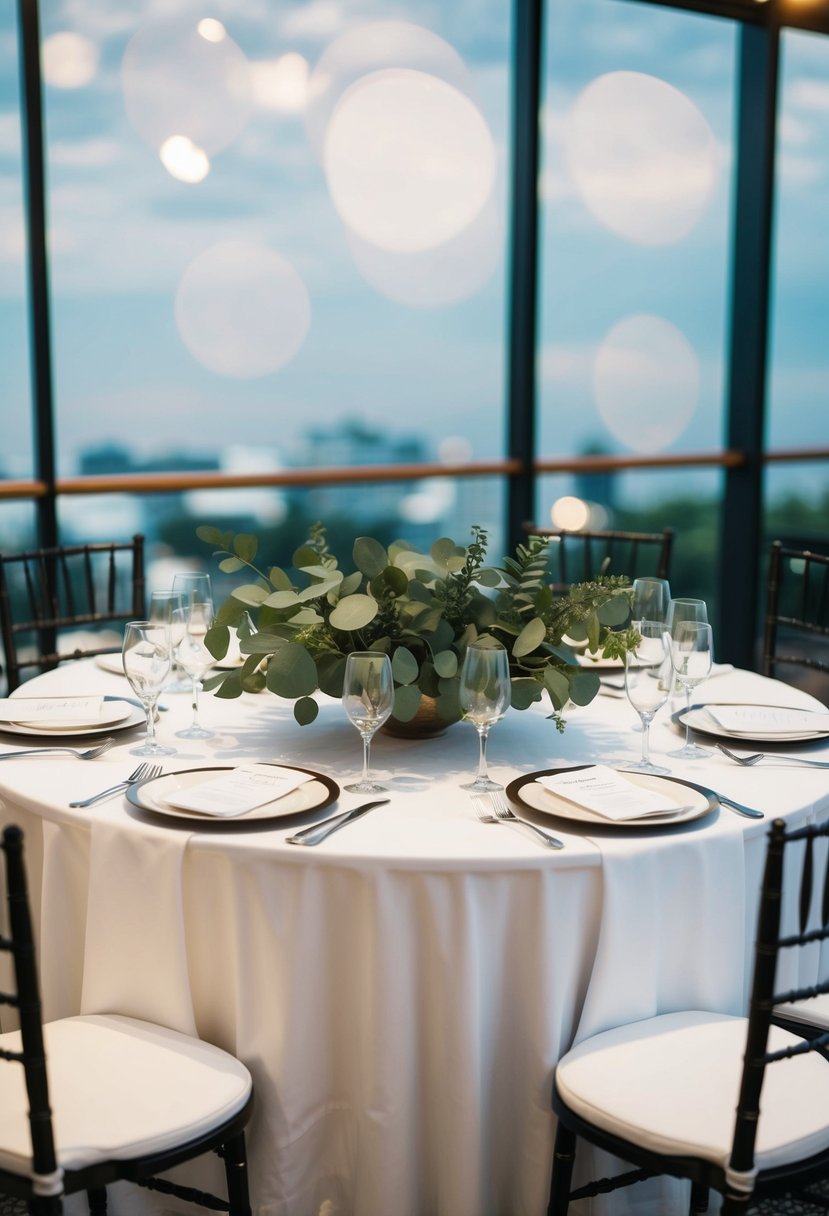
[[50, 137, 124, 167], [788, 78, 829, 112]]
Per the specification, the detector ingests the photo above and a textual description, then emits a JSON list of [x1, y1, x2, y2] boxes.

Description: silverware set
[[69, 762, 163, 807], [472, 791, 564, 849]]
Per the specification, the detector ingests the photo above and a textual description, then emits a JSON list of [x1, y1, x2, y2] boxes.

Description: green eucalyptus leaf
[[418, 660, 440, 697], [232, 584, 269, 607], [433, 649, 458, 678], [329, 594, 379, 631], [219, 556, 245, 574], [205, 623, 229, 660], [510, 677, 543, 710], [586, 611, 601, 653], [513, 617, 546, 658], [292, 544, 319, 569], [407, 579, 432, 604], [392, 646, 419, 686], [477, 567, 502, 587], [566, 621, 589, 642], [339, 571, 363, 596], [241, 670, 266, 694], [468, 597, 497, 629], [353, 536, 388, 578], [431, 618, 454, 651], [316, 653, 347, 697], [293, 697, 319, 726], [216, 599, 245, 627], [233, 534, 257, 562], [213, 669, 243, 699], [240, 633, 285, 654], [435, 684, 461, 723], [196, 525, 229, 546], [445, 555, 466, 573], [568, 671, 600, 706], [391, 683, 422, 722], [268, 567, 293, 591], [370, 566, 408, 599], [597, 596, 631, 627], [266, 643, 319, 698], [264, 589, 301, 609], [202, 670, 229, 692], [430, 537, 461, 569], [543, 667, 571, 709], [297, 578, 340, 602]]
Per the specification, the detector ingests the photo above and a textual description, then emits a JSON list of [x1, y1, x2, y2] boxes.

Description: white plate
[[127, 764, 340, 825], [0, 701, 144, 738], [3, 699, 134, 733], [506, 766, 717, 828], [675, 703, 829, 745], [95, 653, 126, 675]]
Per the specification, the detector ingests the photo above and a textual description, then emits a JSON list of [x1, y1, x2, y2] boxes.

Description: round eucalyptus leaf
[[510, 677, 543, 710], [205, 624, 229, 661], [433, 649, 458, 678], [477, 567, 502, 587], [213, 669, 243, 699], [219, 556, 245, 574], [392, 683, 422, 722], [513, 617, 546, 658], [597, 596, 631, 627], [233, 534, 257, 562], [316, 653, 347, 697], [266, 643, 319, 698], [435, 684, 461, 723], [241, 670, 266, 694], [329, 594, 379, 631], [264, 589, 301, 609], [392, 646, 419, 686], [353, 536, 388, 578], [339, 571, 363, 597], [568, 671, 601, 706], [232, 584, 269, 606], [196, 525, 229, 546], [543, 667, 572, 709], [370, 566, 408, 599], [292, 544, 319, 569], [293, 696, 319, 726], [216, 599, 245, 626], [431, 618, 454, 651], [268, 566, 293, 590]]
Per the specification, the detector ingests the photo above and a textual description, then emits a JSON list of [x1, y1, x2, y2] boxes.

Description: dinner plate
[[127, 764, 340, 825], [95, 653, 126, 675], [575, 652, 644, 672], [673, 703, 829, 745], [505, 766, 717, 829], [0, 701, 144, 738]]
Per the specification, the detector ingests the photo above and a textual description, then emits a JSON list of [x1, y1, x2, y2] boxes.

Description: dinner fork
[[715, 742, 829, 770], [69, 762, 163, 807], [486, 791, 565, 850], [0, 738, 116, 761]]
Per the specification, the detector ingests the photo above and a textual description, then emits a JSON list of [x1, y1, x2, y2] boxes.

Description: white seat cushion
[[776, 994, 829, 1032], [0, 1014, 252, 1178], [556, 1010, 829, 1176]]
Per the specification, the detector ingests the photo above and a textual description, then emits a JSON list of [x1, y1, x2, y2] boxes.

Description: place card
[[705, 705, 829, 735], [162, 765, 312, 817], [0, 696, 105, 725], [537, 765, 687, 822]]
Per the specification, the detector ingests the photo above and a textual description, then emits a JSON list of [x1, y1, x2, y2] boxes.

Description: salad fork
[[487, 791, 565, 850], [0, 738, 115, 761], [715, 742, 829, 769], [69, 762, 163, 807]]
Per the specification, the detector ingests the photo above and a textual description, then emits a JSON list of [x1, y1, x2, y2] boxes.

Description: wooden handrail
[[0, 446, 826, 502]]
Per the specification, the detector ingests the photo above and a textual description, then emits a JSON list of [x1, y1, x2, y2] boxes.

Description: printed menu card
[[162, 765, 312, 817], [537, 765, 688, 821]]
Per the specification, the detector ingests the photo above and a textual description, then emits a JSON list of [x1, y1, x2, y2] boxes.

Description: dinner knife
[[285, 798, 390, 846], [678, 778, 764, 820]]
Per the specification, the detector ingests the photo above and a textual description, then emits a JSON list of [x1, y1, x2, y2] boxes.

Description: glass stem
[[361, 730, 373, 786], [145, 700, 157, 747], [683, 684, 692, 748], [191, 677, 201, 729], [640, 715, 651, 765], [476, 725, 490, 782]]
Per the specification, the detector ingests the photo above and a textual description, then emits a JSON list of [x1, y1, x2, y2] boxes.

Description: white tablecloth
[[1, 661, 828, 1216]]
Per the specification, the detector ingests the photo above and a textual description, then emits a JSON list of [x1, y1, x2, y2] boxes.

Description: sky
[[0, 0, 827, 509]]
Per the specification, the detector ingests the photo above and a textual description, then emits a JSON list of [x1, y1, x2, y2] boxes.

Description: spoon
[[715, 742, 829, 770], [0, 738, 116, 761]]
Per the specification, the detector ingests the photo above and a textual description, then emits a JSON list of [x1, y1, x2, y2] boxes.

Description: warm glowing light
[[437, 436, 473, 464], [122, 18, 252, 158], [175, 240, 311, 379], [42, 32, 99, 88], [593, 314, 700, 453], [305, 21, 472, 161], [566, 71, 718, 246], [400, 479, 455, 524], [198, 18, 226, 42], [159, 135, 210, 182], [324, 68, 496, 254], [551, 497, 591, 531], [250, 53, 309, 112]]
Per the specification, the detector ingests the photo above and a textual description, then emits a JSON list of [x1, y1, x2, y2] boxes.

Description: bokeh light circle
[[42, 32, 99, 88], [593, 314, 700, 453], [121, 17, 252, 158], [175, 240, 311, 379], [160, 136, 210, 183], [345, 194, 502, 308], [305, 21, 472, 161], [565, 71, 717, 245], [324, 68, 496, 254], [550, 496, 590, 531]]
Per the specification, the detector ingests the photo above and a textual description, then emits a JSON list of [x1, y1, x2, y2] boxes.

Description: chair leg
[[689, 1182, 709, 1213], [29, 1197, 63, 1216], [222, 1133, 252, 1216], [547, 1121, 577, 1216], [86, 1187, 108, 1216], [720, 1191, 753, 1216]]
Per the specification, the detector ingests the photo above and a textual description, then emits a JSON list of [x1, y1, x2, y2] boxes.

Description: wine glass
[[342, 652, 394, 794], [623, 620, 671, 774], [665, 598, 708, 696], [148, 589, 184, 689], [459, 640, 512, 792], [631, 578, 672, 627], [668, 621, 713, 759], [173, 600, 216, 740], [122, 621, 176, 757]]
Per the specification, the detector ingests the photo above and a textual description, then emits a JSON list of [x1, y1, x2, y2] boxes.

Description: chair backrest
[[762, 541, 829, 688], [730, 816, 829, 1179], [522, 526, 673, 592], [0, 536, 145, 692], [0, 825, 60, 1192]]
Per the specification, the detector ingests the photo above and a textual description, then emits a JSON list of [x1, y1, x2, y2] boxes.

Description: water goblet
[[148, 589, 185, 689], [459, 640, 512, 792], [342, 652, 394, 794], [122, 621, 177, 757], [668, 621, 713, 759], [623, 620, 671, 774], [665, 598, 708, 695], [173, 601, 216, 740], [631, 577, 672, 627]]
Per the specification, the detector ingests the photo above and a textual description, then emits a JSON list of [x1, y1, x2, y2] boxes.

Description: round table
[[1, 660, 828, 1216]]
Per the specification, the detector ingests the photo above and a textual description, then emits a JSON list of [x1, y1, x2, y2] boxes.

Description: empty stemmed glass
[[122, 621, 177, 757], [668, 621, 713, 759], [459, 639, 511, 792], [631, 577, 672, 628], [342, 652, 394, 794], [173, 599, 216, 740], [623, 620, 671, 774]]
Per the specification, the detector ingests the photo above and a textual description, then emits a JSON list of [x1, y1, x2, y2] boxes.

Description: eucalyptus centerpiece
[[197, 524, 637, 731]]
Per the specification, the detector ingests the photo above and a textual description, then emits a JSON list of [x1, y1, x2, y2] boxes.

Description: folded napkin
[[537, 765, 689, 822], [162, 764, 312, 817], [0, 695, 106, 726], [704, 705, 829, 735]]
